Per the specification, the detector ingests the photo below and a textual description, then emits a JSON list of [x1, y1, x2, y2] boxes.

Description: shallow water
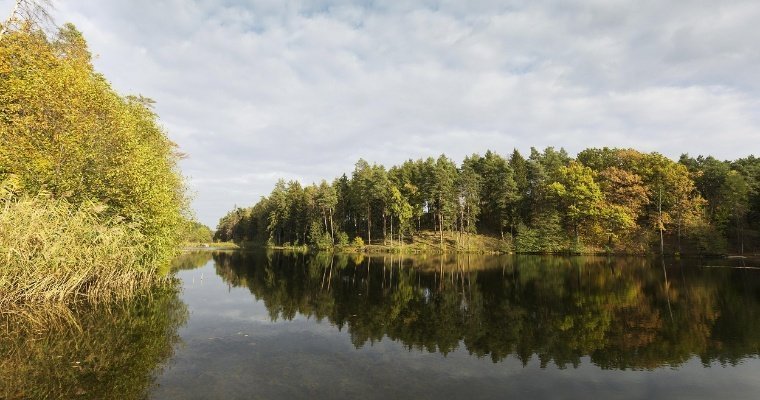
[[3, 252, 760, 399]]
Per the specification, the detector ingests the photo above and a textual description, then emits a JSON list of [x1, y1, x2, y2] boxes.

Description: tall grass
[[0, 195, 171, 308]]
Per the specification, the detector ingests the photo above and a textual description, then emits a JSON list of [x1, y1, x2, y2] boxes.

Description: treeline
[[216, 148, 759, 255], [1, 7, 188, 304], [180, 221, 214, 244]]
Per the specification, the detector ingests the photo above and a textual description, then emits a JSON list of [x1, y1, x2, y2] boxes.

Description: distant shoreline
[[182, 242, 758, 260]]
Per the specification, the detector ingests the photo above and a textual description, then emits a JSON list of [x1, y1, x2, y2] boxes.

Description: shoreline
[[182, 243, 759, 260]]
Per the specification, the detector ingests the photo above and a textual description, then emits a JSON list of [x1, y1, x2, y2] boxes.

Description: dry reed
[[0, 195, 172, 309]]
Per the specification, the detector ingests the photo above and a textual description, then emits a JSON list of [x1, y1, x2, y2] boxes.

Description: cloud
[[3, 0, 759, 226]]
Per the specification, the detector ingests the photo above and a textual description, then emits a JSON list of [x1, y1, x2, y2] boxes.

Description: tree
[[596, 167, 649, 246], [352, 159, 374, 243], [457, 161, 481, 239], [388, 185, 413, 246], [525, 151, 552, 223], [0, 22, 187, 259], [333, 174, 353, 236], [315, 180, 338, 242], [351, 160, 391, 244], [1, 0, 53, 36], [467, 151, 518, 237], [267, 180, 289, 245], [509, 149, 529, 226], [549, 162, 603, 248], [646, 154, 706, 254], [679, 155, 730, 221], [432, 155, 459, 249], [718, 171, 749, 253]]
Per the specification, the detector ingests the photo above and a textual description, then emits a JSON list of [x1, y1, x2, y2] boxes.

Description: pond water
[[3, 252, 760, 399]]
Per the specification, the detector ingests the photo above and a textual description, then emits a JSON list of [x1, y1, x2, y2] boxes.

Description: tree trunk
[[383, 209, 387, 245], [736, 208, 743, 254], [440, 212, 444, 251], [367, 204, 371, 244], [659, 186, 664, 255], [329, 210, 335, 242], [460, 207, 464, 248], [574, 224, 579, 250], [390, 215, 394, 249], [677, 217, 682, 254]]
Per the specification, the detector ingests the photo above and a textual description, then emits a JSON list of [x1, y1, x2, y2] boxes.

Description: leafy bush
[[308, 221, 334, 250], [335, 231, 350, 247]]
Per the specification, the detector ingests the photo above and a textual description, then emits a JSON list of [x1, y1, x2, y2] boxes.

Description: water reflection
[[212, 251, 760, 370], [0, 284, 188, 400]]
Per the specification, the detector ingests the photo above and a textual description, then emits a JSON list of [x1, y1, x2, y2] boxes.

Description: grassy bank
[[356, 231, 510, 254], [0, 196, 173, 309], [181, 242, 240, 251], [227, 231, 510, 254], [229, 230, 735, 256]]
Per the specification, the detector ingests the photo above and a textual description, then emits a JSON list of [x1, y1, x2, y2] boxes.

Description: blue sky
[[3, 0, 760, 227]]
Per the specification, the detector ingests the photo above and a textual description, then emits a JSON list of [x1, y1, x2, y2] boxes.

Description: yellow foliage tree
[[0, 22, 187, 261]]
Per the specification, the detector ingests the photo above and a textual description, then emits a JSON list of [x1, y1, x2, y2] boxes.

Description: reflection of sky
[[152, 260, 760, 399]]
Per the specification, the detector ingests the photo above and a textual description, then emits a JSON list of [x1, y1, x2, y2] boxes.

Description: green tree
[[388, 185, 413, 246], [432, 155, 459, 249], [549, 162, 603, 248], [718, 171, 749, 253], [315, 180, 338, 242], [457, 161, 481, 240], [467, 151, 518, 237], [266, 180, 289, 245], [509, 149, 529, 226]]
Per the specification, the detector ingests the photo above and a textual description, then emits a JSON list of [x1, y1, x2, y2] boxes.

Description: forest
[[215, 148, 760, 255]]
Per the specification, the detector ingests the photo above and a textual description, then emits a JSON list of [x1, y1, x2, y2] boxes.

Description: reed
[[0, 195, 172, 308]]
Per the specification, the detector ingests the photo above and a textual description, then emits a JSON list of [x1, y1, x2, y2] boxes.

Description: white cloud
[[3, 0, 759, 226]]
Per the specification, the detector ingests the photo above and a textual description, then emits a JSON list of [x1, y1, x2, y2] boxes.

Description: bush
[[308, 221, 334, 250], [514, 214, 568, 253], [335, 231, 350, 247], [352, 236, 365, 248]]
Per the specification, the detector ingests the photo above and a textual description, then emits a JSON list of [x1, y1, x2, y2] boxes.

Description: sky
[[4, 0, 760, 227]]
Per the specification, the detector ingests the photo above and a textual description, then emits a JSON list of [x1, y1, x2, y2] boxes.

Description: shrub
[[335, 231, 349, 247]]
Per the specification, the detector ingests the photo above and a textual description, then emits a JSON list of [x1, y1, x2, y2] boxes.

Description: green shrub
[[335, 231, 349, 247], [308, 221, 334, 250]]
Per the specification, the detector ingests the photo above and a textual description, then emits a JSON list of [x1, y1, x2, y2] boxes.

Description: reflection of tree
[[0, 284, 188, 399], [212, 252, 760, 370], [169, 250, 214, 271]]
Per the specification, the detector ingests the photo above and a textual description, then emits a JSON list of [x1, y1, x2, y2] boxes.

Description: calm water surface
[[3, 252, 760, 399]]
